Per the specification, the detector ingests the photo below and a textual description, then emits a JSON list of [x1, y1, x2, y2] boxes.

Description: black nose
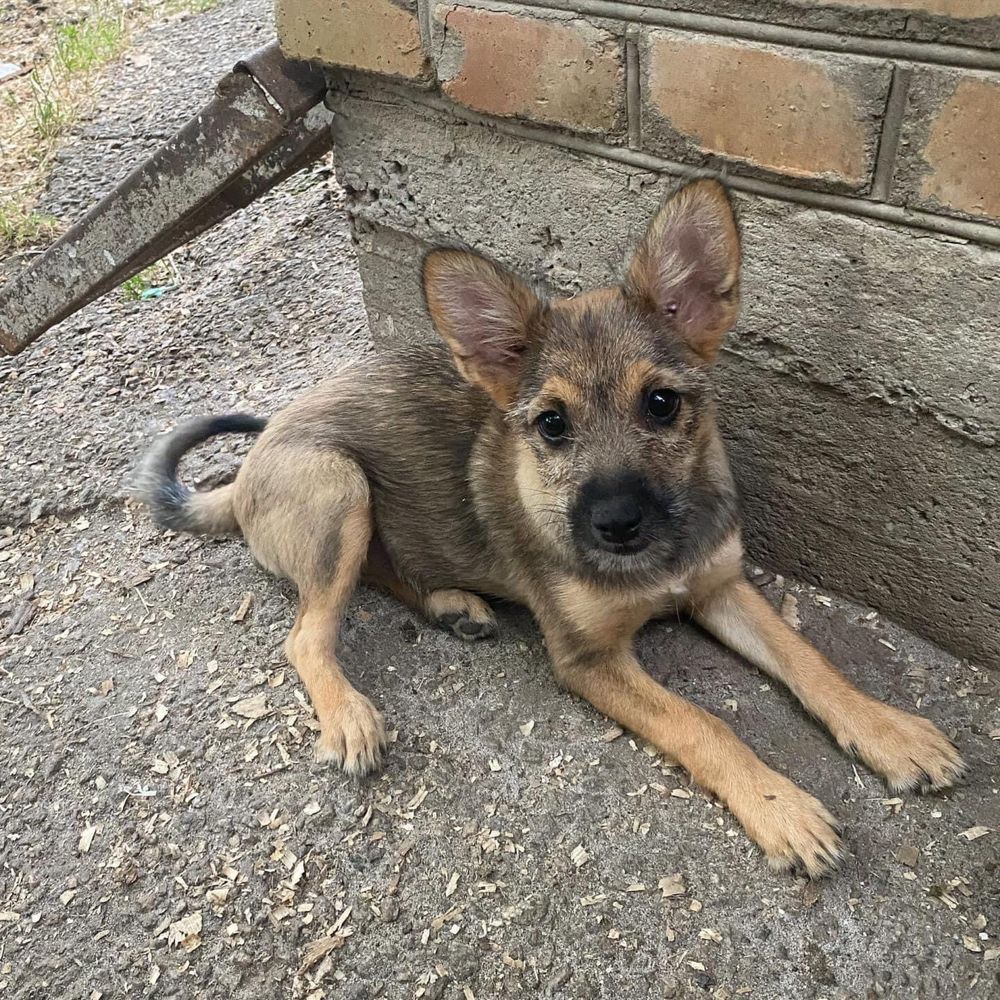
[[590, 495, 643, 545]]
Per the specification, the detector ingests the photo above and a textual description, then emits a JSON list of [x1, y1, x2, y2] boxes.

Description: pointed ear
[[625, 179, 741, 363], [422, 249, 542, 407]]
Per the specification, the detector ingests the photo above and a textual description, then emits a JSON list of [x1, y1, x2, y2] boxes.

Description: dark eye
[[536, 410, 567, 442], [647, 389, 681, 424]]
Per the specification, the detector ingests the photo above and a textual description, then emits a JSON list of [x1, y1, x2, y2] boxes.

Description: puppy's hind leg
[[363, 540, 497, 641], [245, 449, 387, 774]]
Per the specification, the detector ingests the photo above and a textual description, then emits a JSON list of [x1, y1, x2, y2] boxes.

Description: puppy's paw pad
[[428, 589, 497, 642], [436, 610, 497, 641], [315, 694, 387, 776]]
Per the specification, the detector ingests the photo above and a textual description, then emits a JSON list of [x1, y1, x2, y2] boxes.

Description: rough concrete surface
[[1, 3, 999, 1000], [327, 86, 1000, 667]]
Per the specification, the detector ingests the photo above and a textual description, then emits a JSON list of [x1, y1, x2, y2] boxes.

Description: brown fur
[[135, 180, 965, 876]]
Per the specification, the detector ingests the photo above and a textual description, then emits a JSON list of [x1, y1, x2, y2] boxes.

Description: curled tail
[[132, 413, 267, 535]]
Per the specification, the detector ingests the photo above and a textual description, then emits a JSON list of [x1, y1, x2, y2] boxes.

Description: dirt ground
[[1, 2, 999, 998]]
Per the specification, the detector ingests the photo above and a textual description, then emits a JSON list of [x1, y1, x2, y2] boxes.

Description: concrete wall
[[276, 0, 1000, 666]]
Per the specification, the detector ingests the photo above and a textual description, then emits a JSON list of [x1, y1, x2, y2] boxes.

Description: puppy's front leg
[[693, 577, 965, 792], [546, 635, 843, 876]]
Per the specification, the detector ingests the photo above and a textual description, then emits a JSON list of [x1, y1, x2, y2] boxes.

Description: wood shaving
[[959, 826, 992, 841], [78, 824, 98, 853], [231, 592, 253, 622], [232, 693, 269, 720], [657, 874, 686, 898], [780, 593, 800, 630], [167, 911, 202, 952]]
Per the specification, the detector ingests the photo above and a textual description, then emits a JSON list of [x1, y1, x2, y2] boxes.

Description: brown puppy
[[134, 180, 964, 876]]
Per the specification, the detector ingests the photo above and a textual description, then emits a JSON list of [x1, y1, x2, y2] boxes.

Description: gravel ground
[[1, 2, 999, 998]]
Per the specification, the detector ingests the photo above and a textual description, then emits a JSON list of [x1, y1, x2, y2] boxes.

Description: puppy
[[134, 180, 964, 876]]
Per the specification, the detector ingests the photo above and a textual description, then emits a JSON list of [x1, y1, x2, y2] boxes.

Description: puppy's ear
[[422, 249, 542, 407], [625, 179, 741, 363]]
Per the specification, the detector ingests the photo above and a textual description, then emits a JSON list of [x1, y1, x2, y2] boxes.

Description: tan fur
[[186, 484, 240, 534], [694, 579, 965, 791], [538, 375, 585, 410], [140, 180, 965, 878], [544, 639, 842, 878]]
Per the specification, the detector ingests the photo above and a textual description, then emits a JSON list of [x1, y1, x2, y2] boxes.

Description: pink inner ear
[[652, 212, 732, 331], [450, 281, 523, 363]]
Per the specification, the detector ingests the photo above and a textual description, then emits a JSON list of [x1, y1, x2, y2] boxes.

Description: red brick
[[277, 0, 429, 81], [433, 5, 625, 136], [799, 0, 997, 16], [894, 68, 1000, 222], [640, 30, 890, 191]]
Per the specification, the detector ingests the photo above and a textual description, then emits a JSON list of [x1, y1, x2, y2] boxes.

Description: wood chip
[[405, 787, 429, 811], [167, 911, 202, 952], [303, 801, 321, 816], [984, 949, 1000, 962], [698, 927, 722, 943], [600, 726, 624, 742], [959, 826, 993, 841], [895, 845, 920, 868], [657, 874, 686, 898], [231, 592, 253, 622], [298, 934, 345, 974], [78, 824, 98, 853], [570, 845, 590, 868], [624, 882, 646, 892], [670, 788, 692, 799], [963, 936, 982, 953], [445, 872, 459, 897], [518, 720, 535, 736], [780, 593, 800, 630], [232, 693, 269, 720]]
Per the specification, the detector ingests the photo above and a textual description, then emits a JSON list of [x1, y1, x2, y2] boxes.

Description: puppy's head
[[423, 179, 741, 582]]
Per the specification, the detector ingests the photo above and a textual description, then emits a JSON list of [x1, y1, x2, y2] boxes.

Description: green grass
[[26, 4, 129, 146], [164, 0, 222, 14], [30, 71, 74, 141], [120, 261, 174, 301], [54, 9, 127, 75], [0, 203, 60, 252]]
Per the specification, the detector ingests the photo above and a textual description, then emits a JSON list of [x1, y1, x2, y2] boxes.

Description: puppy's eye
[[647, 389, 681, 424], [536, 410, 567, 442]]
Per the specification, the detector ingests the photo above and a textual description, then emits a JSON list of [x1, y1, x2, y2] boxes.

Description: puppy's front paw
[[839, 704, 965, 793], [427, 589, 497, 641], [315, 693, 387, 776], [735, 773, 844, 879]]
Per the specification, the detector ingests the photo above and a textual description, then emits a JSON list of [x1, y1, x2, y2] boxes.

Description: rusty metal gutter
[[0, 41, 331, 356]]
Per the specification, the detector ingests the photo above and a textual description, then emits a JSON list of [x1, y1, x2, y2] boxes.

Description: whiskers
[[518, 486, 571, 530]]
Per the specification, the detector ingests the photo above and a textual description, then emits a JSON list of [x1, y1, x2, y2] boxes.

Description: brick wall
[[275, 0, 1000, 665], [279, 0, 1000, 232]]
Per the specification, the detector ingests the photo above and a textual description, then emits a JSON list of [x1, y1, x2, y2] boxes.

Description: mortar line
[[417, 0, 433, 54], [625, 25, 641, 151], [481, 0, 1000, 71], [366, 83, 1000, 249], [871, 66, 913, 202]]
